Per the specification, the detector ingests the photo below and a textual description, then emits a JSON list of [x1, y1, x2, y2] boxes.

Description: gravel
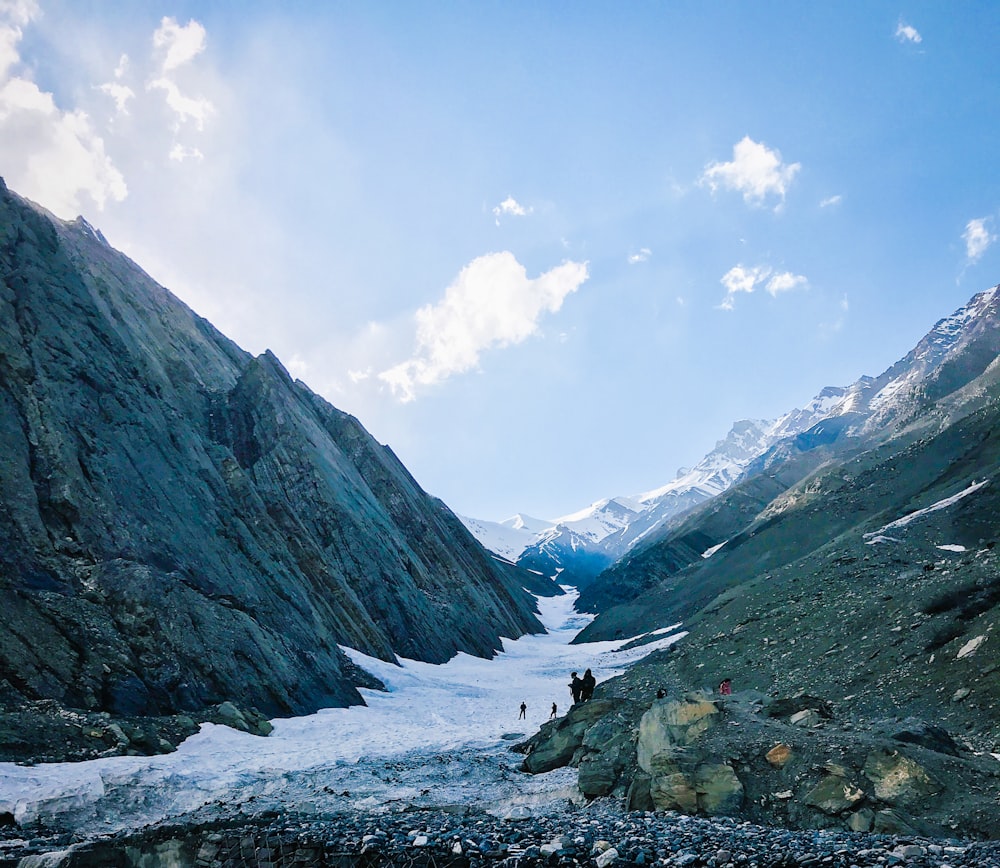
[[3, 801, 999, 867]]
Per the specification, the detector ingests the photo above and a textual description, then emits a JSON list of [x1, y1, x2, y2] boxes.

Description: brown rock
[[765, 743, 793, 768]]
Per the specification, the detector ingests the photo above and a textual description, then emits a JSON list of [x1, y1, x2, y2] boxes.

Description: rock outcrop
[[517, 687, 1000, 839], [0, 178, 556, 722]]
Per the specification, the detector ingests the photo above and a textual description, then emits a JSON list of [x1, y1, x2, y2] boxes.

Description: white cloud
[[148, 17, 214, 132], [97, 81, 134, 114], [820, 194, 842, 208], [0, 9, 127, 218], [964, 217, 996, 262], [379, 251, 588, 400], [765, 271, 808, 296], [148, 75, 213, 130], [153, 17, 207, 73], [492, 195, 532, 225], [701, 136, 800, 208], [169, 143, 204, 162], [718, 263, 807, 309], [895, 21, 922, 44], [627, 247, 651, 264]]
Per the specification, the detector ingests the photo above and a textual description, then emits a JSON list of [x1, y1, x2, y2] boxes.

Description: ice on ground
[[0, 589, 684, 835], [936, 544, 967, 552], [863, 480, 989, 542]]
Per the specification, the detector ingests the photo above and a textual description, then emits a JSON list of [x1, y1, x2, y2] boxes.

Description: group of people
[[569, 668, 596, 704], [516, 668, 598, 722]]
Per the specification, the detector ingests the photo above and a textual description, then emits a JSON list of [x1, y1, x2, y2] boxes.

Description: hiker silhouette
[[518, 701, 526, 719]]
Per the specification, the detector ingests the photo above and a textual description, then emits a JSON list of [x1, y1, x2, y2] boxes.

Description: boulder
[[693, 762, 744, 815], [637, 695, 719, 773], [520, 699, 618, 774], [789, 709, 822, 727], [863, 749, 941, 806], [650, 771, 699, 813], [804, 773, 865, 815], [846, 808, 874, 832], [890, 718, 961, 756], [764, 693, 833, 719]]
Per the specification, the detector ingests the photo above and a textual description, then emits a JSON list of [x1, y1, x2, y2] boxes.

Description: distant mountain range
[[462, 287, 1000, 592]]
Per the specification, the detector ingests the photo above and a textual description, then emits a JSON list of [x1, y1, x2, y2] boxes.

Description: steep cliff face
[[0, 179, 552, 718]]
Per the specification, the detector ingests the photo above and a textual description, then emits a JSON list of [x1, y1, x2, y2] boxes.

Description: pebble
[[4, 802, 1000, 867]]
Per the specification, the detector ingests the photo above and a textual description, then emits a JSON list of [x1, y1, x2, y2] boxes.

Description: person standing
[[519, 701, 527, 719], [581, 668, 596, 701], [570, 671, 583, 704], [550, 702, 557, 719]]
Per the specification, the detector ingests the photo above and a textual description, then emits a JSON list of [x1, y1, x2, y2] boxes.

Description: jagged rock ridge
[[0, 178, 554, 719]]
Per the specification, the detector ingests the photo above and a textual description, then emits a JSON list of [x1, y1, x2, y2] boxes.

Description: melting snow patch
[[936, 544, 967, 552], [864, 535, 900, 546], [702, 541, 728, 559], [863, 480, 990, 542], [957, 635, 986, 659]]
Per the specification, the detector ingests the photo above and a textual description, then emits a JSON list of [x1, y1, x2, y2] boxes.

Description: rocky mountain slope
[[463, 399, 844, 587], [0, 179, 555, 726], [512, 285, 1000, 837]]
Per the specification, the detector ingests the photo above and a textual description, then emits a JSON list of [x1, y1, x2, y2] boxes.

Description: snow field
[[0, 590, 684, 835]]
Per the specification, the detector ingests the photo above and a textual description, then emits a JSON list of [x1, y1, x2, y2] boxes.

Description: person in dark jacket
[[550, 702, 557, 719], [581, 668, 596, 701], [519, 701, 527, 719], [569, 672, 582, 704]]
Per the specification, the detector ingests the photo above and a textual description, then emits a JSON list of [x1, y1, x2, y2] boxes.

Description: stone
[[804, 773, 865, 815], [637, 696, 719, 773], [951, 687, 971, 702], [891, 718, 961, 756], [650, 771, 699, 813], [872, 809, 918, 835], [863, 749, 941, 806], [765, 743, 793, 768], [693, 762, 744, 815], [846, 808, 874, 831], [790, 709, 822, 727], [596, 846, 619, 867]]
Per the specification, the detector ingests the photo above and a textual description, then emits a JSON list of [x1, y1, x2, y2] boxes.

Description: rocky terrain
[[3, 801, 1000, 867], [0, 178, 556, 737], [498, 285, 1000, 842]]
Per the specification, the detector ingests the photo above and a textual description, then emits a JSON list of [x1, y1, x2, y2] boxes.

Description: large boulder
[[637, 694, 719, 773], [519, 700, 619, 774], [863, 749, 942, 806]]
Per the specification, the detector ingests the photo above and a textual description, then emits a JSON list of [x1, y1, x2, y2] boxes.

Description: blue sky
[[1, 1, 998, 521]]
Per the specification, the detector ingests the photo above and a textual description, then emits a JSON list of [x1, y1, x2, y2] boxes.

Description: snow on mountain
[[457, 514, 549, 561], [464, 285, 1000, 583]]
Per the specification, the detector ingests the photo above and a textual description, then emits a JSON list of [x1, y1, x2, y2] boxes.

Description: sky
[[1, 1, 999, 521], [0, 591, 684, 833]]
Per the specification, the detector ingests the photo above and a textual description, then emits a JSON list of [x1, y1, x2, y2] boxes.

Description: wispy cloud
[[148, 17, 214, 131], [964, 217, 996, 262], [627, 248, 651, 264], [379, 252, 588, 400], [718, 264, 808, 310], [701, 136, 800, 209], [492, 195, 533, 226], [0, 1, 126, 217], [895, 21, 922, 44], [820, 194, 842, 208]]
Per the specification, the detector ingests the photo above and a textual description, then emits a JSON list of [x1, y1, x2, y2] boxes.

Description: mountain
[[463, 393, 845, 587], [0, 179, 557, 721], [575, 283, 1000, 631], [514, 286, 1000, 838]]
